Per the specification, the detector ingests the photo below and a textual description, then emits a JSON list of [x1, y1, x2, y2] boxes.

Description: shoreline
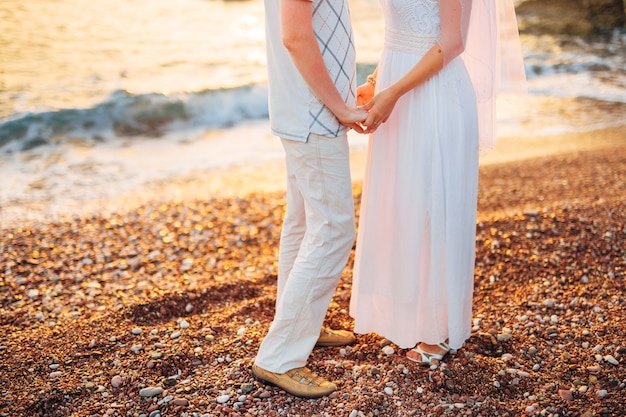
[[1, 124, 624, 229], [133, 123, 626, 197]]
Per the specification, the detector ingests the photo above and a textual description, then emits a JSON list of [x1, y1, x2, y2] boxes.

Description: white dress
[[349, 0, 479, 350]]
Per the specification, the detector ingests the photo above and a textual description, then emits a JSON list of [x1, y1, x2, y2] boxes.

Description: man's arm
[[280, 0, 366, 129]]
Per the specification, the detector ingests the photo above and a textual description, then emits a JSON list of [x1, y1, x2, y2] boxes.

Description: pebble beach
[[1, 123, 625, 416]]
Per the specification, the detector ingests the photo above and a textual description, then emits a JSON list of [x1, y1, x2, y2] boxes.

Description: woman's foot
[[406, 342, 450, 363]]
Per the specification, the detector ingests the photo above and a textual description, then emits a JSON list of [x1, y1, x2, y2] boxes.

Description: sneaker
[[251, 364, 337, 398], [315, 327, 356, 347]]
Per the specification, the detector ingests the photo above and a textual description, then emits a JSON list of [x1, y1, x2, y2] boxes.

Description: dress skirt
[[349, 31, 479, 350]]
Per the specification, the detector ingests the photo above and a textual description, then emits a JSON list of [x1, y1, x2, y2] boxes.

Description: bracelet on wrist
[[366, 74, 376, 86]]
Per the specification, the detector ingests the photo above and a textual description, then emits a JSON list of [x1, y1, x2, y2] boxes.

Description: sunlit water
[[1, 0, 625, 225]]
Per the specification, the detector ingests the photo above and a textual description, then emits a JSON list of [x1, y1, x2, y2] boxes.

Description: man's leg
[[254, 133, 355, 386], [276, 153, 306, 304], [277, 135, 358, 349]]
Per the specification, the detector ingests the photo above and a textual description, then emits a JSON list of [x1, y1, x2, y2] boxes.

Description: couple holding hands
[[252, 0, 525, 398]]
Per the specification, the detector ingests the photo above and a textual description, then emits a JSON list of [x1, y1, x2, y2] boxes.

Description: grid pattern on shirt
[[310, 0, 356, 136]]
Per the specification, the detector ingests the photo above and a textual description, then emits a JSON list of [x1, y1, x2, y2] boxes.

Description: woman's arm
[[363, 0, 468, 130]]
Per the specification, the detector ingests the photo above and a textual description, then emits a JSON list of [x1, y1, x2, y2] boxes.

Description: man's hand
[[337, 106, 369, 133]]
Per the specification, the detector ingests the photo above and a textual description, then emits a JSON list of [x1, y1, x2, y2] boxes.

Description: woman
[[350, 0, 525, 362]]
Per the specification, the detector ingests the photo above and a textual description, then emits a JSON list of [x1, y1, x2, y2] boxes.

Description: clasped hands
[[342, 81, 393, 134]]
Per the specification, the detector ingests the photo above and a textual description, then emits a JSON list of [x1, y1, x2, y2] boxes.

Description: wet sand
[[136, 124, 626, 202], [1, 126, 625, 416]]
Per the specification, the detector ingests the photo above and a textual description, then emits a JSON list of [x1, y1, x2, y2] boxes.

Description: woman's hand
[[361, 87, 399, 133]]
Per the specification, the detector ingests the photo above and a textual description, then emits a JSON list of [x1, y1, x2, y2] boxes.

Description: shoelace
[[286, 367, 327, 387], [321, 328, 341, 337]]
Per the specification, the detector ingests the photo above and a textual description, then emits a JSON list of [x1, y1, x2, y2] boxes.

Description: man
[[252, 0, 368, 399]]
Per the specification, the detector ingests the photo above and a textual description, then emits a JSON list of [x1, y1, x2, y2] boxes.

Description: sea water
[[1, 0, 625, 225]]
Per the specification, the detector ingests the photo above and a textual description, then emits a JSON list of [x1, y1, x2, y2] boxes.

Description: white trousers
[[254, 133, 356, 373]]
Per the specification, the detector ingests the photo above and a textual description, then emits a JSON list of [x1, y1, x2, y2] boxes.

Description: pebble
[[596, 390, 608, 398], [384, 387, 393, 395], [49, 371, 63, 379], [217, 394, 230, 403], [558, 389, 573, 401], [497, 333, 512, 341], [171, 398, 189, 407], [179, 320, 190, 329], [111, 375, 123, 388], [259, 391, 271, 399], [180, 258, 194, 271], [240, 383, 254, 393], [158, 395, 174, 405], [587, 365, 602, 373], [382, 346, 394, 356], [170, 331, 181, 339], [139, 387, 163, 397], [604, 355, 619, 365], [132, 328, 142, 335]]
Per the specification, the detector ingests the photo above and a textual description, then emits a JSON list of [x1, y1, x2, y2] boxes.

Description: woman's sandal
[[406, 342, 451, 364]]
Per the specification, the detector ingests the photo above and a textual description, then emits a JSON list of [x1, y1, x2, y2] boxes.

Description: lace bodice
[[381, 0, 440, 36]]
